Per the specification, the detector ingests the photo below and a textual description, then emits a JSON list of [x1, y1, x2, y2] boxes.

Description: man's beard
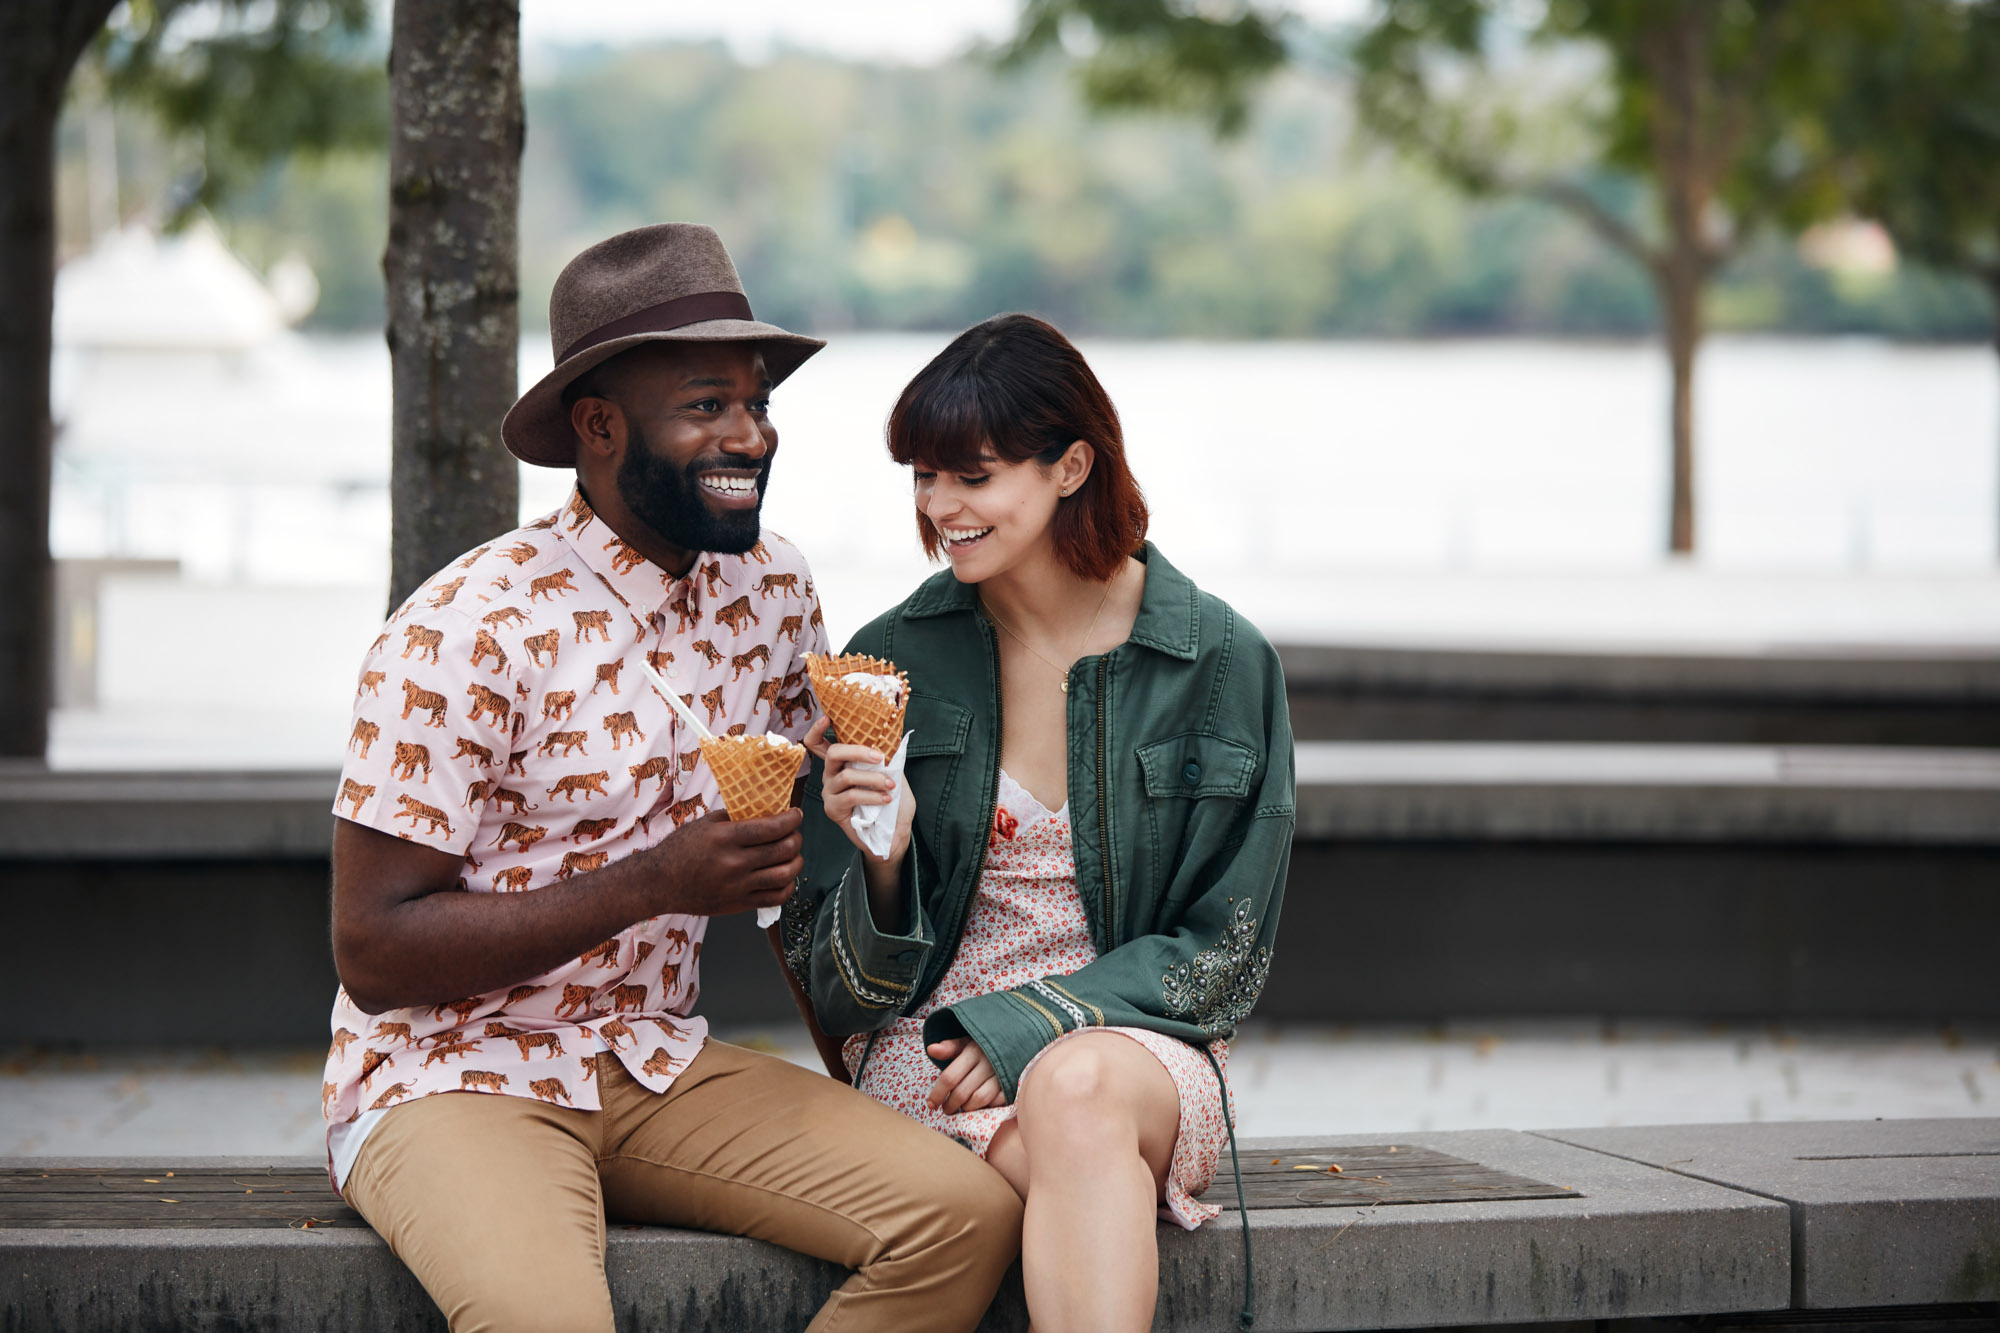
[[616, 423, 769, 556]]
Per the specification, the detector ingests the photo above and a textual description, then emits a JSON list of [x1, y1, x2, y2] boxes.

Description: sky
[[518, 0, 1372, 66]]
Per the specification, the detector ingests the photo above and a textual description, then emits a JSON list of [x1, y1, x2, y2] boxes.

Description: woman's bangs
[[889, 374, 1012, 473]]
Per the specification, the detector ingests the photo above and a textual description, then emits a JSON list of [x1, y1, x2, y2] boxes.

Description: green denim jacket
[[782, 543, 1295, 1100]]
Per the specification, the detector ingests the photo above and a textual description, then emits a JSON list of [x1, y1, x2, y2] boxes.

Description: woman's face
[[913, 450, 1065, 583]]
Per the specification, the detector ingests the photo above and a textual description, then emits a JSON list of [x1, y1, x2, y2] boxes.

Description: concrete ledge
[[1294, 744, 2000, 846], [1279, 644, 2000, 747], [1537, 1119, 2000, 1310], [1280, 644, 2000, 703], [1, 1131, 1791, 1333], [0, 770, 336, 859], [8, 744, 1999, 858]]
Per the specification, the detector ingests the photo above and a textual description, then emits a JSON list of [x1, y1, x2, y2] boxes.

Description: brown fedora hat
[[502, 223, 825, 467]]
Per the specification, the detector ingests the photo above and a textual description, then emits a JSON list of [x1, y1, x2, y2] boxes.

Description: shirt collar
[[904, 541, 1198, 661], [559, 485, 684, 622]]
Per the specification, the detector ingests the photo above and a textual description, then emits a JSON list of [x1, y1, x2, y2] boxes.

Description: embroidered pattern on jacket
[[1160, 898, 1271, 1037], [1028, 978, 1090, 1030], [780, 892, 818, 988]]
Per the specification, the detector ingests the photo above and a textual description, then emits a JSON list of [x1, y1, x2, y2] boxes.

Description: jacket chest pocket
[[1135, 732, 1258, 886], [904, 692, 974, 849], [1136, 732, 1258, 800]]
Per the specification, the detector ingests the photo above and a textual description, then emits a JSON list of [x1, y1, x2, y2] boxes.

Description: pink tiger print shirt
[[322, 484, 827, 1165]]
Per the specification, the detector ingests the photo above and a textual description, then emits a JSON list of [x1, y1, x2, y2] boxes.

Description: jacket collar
[[903, 541, 1198, 662]]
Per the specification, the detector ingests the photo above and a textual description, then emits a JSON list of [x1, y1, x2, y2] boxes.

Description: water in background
[[49, 333, 2000, 765]]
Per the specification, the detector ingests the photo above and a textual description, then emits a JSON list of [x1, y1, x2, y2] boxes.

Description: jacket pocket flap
[[1137, 732, 1257, 798], [904, 693, 972, 757]]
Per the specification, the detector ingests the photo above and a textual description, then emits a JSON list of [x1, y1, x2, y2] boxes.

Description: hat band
[[557, 290, 756, 365]]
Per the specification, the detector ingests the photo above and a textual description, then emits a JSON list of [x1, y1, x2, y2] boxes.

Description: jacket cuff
[[821, 852, 930, 1016], [924, 984, 1070, 1103]]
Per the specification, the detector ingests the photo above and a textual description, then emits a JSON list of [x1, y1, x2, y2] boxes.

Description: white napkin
[[756, 732, 911, 928], [849, 731, 913, 860]]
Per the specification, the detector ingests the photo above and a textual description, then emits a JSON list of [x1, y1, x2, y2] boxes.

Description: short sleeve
[[333, 601, 503, 860]]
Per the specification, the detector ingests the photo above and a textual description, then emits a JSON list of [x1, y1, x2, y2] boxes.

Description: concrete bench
[[5, 1126, 1794, 1332], [8, 1121, 1995, 1330]]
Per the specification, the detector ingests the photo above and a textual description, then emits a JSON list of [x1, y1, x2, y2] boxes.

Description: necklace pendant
[[1060, 673, 1069, 693]]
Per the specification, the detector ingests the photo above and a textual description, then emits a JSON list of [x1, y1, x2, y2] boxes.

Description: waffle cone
[[804, 653, 908, 756], [699, 735, 806, 820]]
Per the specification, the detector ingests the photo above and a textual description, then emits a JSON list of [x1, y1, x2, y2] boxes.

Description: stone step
[[1281, 643, 2000, 747], [7, 741, 1997, 859]]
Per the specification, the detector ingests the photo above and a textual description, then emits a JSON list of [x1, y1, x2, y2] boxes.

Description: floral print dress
[[842, 770, 1231, 1230]]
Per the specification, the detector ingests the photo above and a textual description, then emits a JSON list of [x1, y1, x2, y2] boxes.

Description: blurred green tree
[[1826, 0, 2000, 528], [1009, 0, 1895, 555], [0, 0, 379, 758]]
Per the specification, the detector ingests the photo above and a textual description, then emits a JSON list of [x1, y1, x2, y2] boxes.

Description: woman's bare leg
[[989, 1032, 1182, 1333]]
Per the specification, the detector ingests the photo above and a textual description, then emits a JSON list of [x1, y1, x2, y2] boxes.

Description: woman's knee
[[1015, 1040, 1139, 1157]]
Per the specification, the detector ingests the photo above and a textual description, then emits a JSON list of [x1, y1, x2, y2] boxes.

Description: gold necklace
[[982, 581, 1114, 693]]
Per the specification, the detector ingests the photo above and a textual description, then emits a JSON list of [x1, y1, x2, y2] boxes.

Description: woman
[[785, 314, 1294, 1332]]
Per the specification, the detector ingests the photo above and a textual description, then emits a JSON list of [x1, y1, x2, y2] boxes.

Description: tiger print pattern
[[323, 485, 826, 1169]]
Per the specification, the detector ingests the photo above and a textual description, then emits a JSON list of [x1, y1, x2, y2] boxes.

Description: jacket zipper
[[909, 612, 1003, 1012], [1096, 656, 1114, 948]]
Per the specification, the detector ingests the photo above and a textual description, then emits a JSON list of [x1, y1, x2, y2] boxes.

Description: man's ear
[[1057, 440, 1095, 495], [570, 395, 622, 461]]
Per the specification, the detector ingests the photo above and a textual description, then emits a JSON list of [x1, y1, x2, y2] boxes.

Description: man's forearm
[[337, 853, 664, 1013]]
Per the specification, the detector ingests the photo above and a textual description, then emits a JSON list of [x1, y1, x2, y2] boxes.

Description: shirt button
[[667, 664, 681, 681], [1182, 761, 1202, 785]]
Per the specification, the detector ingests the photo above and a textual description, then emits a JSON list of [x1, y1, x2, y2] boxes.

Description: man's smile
[[697, 469, 763, 508]]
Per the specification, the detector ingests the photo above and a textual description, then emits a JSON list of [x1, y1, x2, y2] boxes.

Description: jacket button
[[1182, 761, 1202, 785]]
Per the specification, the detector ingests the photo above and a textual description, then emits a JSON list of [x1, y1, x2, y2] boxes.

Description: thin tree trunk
[[0, 2, 119, 759], [385, 0, 522, 611], [1662, 262, 1701, 556], [1642, 7, 1714, 558], [1989, 272, 2000, 563]]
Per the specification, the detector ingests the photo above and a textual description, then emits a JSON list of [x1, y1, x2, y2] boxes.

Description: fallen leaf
[[1270, 1159, 1280, 1165], [143, 1179, 160, 1184], [165, 1171, 175, 1178], [159, 1198, 179, 1204], [1326, 1164, 1344, 1174]]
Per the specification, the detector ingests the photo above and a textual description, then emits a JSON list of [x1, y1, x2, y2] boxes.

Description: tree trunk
[[1989, 272, 2000, 564], [384, 0, 522, 612], [1661, 261, 1701, 556], [1640, 6, 1713, 558], [0, 1, 119, 759]]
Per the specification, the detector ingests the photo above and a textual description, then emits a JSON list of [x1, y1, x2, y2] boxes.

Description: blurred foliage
[[1005, 0, 1287, 135], [57, 33, 1993, 340], [86, 0, 384, 225], [1826, 0, 2000, 304]]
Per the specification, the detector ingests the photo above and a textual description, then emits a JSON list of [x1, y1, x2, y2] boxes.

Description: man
[[323, 223, 1020, 1332]]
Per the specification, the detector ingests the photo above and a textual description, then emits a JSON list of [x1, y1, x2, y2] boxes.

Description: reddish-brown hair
[[886, 314, 1148, 582]]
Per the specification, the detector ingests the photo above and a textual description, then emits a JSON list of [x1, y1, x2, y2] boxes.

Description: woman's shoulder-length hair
[[886, 313, 1148, 583]]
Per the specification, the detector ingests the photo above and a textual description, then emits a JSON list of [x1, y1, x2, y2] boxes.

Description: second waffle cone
[[804, 652, 908, 756], [699, 735, 805, 820]]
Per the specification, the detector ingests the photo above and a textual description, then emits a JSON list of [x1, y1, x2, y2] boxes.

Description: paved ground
[[3, 1022, 1992, 1157]]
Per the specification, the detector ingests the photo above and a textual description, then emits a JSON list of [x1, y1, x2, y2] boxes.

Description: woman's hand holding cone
[[806, 714, 915, 877]]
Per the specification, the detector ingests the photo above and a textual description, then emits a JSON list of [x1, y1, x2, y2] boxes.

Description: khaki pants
[[342, 1040, 1021, 1333]]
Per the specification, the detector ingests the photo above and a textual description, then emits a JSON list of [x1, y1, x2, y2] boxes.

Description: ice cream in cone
[[804, 652, 908, 756], [699, 732, 806, 820]]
